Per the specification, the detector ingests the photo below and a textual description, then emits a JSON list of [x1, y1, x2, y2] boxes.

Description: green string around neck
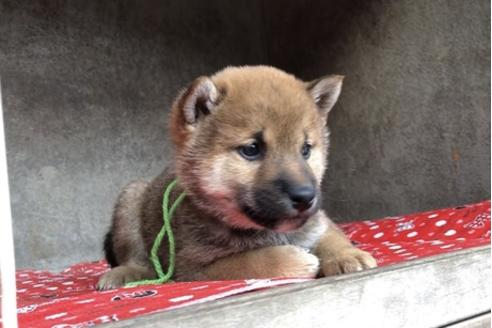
[[125, 179, 186, 287]]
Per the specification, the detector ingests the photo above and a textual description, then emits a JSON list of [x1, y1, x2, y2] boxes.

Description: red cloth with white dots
[[5, 200, 491, 328]]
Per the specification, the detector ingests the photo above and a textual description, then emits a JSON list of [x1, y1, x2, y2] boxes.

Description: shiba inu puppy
[[97, 66, 377, 290]]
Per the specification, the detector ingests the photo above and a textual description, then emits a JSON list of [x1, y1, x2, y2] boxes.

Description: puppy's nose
[[287, 185, 316, 212]]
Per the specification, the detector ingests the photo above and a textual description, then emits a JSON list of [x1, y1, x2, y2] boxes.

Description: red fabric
[[5, 200, 490, 328], [339, 200, 490, 265]]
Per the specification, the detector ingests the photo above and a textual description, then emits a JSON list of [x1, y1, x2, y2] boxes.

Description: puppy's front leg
[[315, 212, 377, 276], [197, 245, 320, 280]]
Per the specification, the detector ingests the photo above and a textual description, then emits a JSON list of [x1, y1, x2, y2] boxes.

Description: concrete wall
[[0, 0, 265, 269], [263, 0, 490, 220], [1, 0, 490, 269]]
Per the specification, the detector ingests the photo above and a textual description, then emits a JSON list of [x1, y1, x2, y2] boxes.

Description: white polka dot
[[62, 281, 74, 285], [435, 220, 447, 227], [17, 289, 27, 293], [431, 240, 444, 245], [407, 231, 418, 238], [75, 299, 95, 304], [129, 307, 146, 313], [369, 225, 380, 230], [406, 255, 419, 260], [444, 229, 456, 236], [46, 286, 58, 291], [45, 312, 67, 320], [394, 249, 407, 254], [440, 244, 454, 249], [17, 304, 37, 314], [373, 232, 384, 239], [96, 315, 114, 324], [169, 295, 194, 303], [428, 213, 438, 218], [389, 245, 401, 250], [191, 285, 209, 290], [61, 316, 78, 321]]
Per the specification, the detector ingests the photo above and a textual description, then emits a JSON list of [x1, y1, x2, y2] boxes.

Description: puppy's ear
[[306, 75, 344, 119], [170, 77, 222, 148], [179, 77, 220, 125]]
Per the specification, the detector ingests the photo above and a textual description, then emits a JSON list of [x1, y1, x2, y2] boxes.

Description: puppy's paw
[[321, 247, 377, 276], [96, 265, 154, 290], [269, 245, 320, 278]]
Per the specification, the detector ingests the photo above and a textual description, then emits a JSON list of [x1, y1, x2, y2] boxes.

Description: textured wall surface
[[1, 0, 490, 269], [0, 0, 265, 269], [264, 0, 491, 221]]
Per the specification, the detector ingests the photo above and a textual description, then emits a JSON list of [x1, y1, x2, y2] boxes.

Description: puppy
[[97, 66, 377, 290]]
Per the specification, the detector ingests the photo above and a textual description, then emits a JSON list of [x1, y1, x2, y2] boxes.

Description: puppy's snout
[[286, 184, 316, 212]]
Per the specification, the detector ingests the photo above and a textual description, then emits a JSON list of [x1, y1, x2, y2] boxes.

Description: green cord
[[125, 179, 186, 287]]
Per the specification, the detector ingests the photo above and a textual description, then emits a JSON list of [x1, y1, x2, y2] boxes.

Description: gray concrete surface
[[263, 0, 490, 220], [0, 0, 265, 269], [0, 0, 490, 269]]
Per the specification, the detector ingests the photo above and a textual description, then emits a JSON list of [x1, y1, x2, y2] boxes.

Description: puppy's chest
[[176, 214, 327, 265]]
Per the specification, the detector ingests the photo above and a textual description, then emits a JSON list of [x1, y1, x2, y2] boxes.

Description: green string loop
[[125, 179, 186, 287]]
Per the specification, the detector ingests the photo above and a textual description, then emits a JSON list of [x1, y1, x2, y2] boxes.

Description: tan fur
[[97, 66, 376, 290], [98, 263, 155, 290], [314, 211, 377, 274], [200, 246, 320, 280]]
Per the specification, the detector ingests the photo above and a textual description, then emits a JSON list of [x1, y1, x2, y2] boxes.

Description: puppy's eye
[[238, 142, 262, 160], [301, 143, 312, 159]]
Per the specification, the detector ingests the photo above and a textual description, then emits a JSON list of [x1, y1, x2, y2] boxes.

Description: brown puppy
[[97, 66, 377, 290]]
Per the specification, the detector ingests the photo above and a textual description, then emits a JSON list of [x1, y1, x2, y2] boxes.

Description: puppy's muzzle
[[240, 177, 320, 230], [286, 184, 316, 212]]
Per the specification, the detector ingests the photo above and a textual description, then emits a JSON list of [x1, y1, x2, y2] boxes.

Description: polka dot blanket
[[6, 200, 490, 328]]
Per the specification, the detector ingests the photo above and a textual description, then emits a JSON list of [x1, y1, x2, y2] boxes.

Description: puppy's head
[[170, 66, 343, 232]]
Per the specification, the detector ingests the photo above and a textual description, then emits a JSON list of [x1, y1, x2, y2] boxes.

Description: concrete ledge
[[444, 312, 491, 328], [104, 246, 491, 328]]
